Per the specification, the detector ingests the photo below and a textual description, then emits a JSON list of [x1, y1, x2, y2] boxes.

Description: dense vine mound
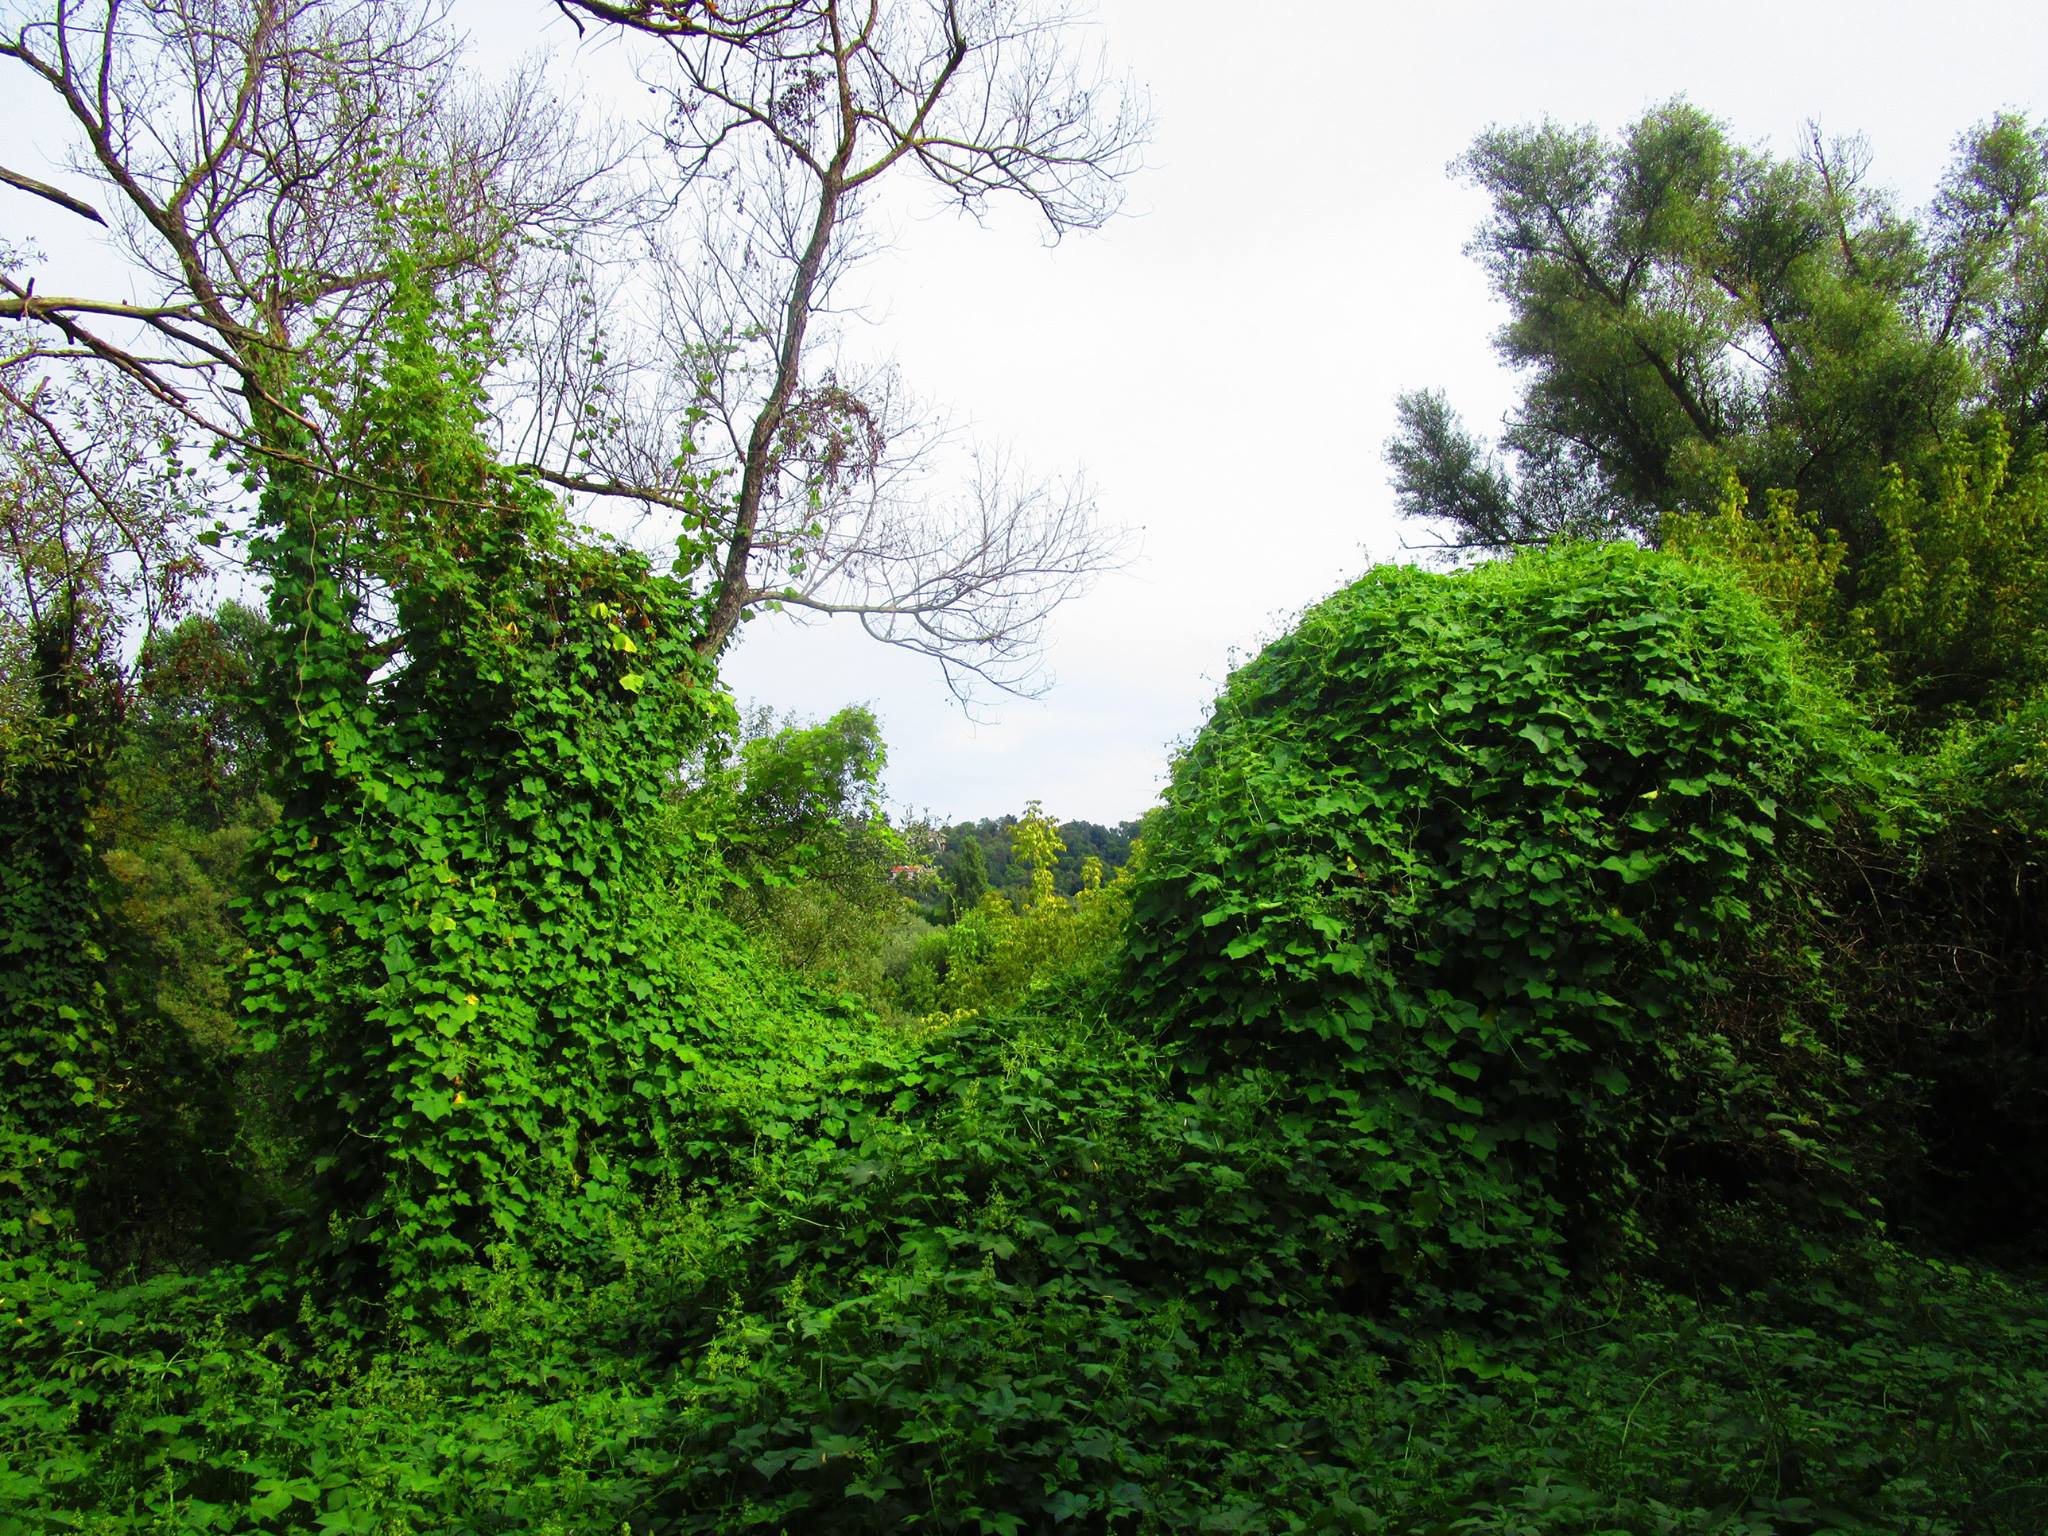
[[1125, 544, 1894, 1312]]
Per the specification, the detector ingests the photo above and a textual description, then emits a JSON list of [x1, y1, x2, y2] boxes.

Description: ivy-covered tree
[[236, 257, 729, 1317]]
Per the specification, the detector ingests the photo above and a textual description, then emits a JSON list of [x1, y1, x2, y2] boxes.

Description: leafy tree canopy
[[1389, 104, 2048, 555]]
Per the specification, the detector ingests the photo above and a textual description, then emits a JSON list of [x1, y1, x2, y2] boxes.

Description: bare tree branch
[[535, 0, 1149, 697], [0, 363, 218, 745], [3, 0, 631, 469], [0, 162, 105, 223]]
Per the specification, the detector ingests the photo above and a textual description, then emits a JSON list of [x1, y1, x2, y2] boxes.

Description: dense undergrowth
[[6, 536, 2047, 1533], [4, 998, 2046, 1533]]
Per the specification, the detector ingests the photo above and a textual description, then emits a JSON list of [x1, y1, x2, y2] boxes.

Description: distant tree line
[[937, 814, 1142, 912]]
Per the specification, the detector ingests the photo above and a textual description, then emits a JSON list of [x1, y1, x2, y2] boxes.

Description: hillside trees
[[905, 801, 1128, 1013], [942, 811, 1137, 905]]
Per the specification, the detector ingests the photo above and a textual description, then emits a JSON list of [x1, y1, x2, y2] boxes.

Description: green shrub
[[1664, 415, 2048, 737], [1125, 543, 1909, 1314]]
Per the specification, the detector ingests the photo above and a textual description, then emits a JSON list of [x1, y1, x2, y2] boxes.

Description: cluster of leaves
[[235, 263, 731, 1320], [670, 704, 935, 1010], [1664, 417, 2048, 735], [1124, 544, 1911, 1316]]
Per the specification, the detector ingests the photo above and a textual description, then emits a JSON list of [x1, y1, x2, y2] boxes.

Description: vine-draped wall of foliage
[[1124, 546, 1901, 1316], [3, 147, 2047, 1536]]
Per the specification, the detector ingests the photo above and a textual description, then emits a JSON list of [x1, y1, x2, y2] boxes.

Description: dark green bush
[[1852, 700, 2048, 1256]]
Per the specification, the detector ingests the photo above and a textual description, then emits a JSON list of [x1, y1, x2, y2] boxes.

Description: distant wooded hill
[[943, 816, 1143, 901]]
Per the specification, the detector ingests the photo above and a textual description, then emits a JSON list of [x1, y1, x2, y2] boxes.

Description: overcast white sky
[[719, 0, 2048, 825], [11, 2, 2048, 827]]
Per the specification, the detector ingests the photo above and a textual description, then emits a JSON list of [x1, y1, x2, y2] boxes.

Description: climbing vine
[[0, 621, 122, 1262], [239, 262, 728, 1317], [1124, 545, 1907, 1315]]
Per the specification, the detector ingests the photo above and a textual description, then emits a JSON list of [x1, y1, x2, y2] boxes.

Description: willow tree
[[1387, 104, 2048, 554]]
